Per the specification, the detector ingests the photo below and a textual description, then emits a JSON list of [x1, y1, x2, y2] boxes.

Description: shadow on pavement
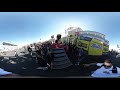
[[0, 53, 86, 77]]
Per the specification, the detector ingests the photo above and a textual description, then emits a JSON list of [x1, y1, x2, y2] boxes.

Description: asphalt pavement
[[0, 48, 119, 78], [0, 48, 84, 77]]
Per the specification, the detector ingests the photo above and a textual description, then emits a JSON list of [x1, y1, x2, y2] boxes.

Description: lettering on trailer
[[94, 38, 102, 42], [80, 31, 105, 39], [91, 44, 102, 49]]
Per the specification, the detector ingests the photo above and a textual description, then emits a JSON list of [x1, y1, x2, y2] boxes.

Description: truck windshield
[[80, 36, 92, 41]]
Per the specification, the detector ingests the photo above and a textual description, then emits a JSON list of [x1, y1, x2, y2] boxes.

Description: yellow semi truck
[[66, 27, 109, 63], [71, 35, 109, 63], [70, 34, 109, 56]]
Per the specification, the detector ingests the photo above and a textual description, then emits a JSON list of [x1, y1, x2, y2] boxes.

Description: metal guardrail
[[53, 53, 66, 57], [53, 57, 68, 61], [52, 60, 71, 65], [52, 62, 72, 69], [52, 50, 65, 53], [52, 48, 64, 50]]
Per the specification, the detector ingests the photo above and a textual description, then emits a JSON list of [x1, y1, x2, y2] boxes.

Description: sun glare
[[56, 21, 85, 37]]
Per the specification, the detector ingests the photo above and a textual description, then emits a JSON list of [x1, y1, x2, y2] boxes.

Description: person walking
[[14, 51, 18, 57], [28, 46, 32, 56]]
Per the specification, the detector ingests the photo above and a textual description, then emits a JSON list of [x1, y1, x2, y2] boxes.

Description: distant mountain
[[2, 42, 17, 46]]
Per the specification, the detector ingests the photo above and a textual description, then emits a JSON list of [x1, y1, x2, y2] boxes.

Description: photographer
[[83, 58, 120, 77]]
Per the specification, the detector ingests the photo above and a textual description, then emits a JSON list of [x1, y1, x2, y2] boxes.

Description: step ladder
[[51, 48, 72, 69]]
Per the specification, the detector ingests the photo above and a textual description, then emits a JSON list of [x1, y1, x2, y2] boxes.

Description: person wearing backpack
[[83, 58, 120, 77]]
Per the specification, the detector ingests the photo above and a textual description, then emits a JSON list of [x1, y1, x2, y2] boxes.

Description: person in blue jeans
[[75, 48, 85, 66]]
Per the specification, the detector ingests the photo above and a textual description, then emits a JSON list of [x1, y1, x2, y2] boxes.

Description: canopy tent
[[0, 42, 18, 52], [2, 42, 17, 46]]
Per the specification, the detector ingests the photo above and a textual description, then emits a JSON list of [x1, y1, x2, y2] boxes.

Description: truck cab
[[76, 35, 103, 56]]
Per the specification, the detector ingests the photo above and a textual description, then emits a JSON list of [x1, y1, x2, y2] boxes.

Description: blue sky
[[0, 12, 119, 49]]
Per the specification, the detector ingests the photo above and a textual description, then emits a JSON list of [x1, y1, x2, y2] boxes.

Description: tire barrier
[[51, 48, 72, 69]]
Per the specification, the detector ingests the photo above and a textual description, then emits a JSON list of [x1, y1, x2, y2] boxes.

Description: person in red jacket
[[51, 40, 59, 48], [51, 40, 69, 53]]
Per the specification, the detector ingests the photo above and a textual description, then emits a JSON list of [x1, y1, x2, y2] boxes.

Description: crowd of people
[[108, 49, 119, 56], [25, 39, 87, 71], [26, 41, 52, 70], [0, 37, 118, 77], [24, 39, 74, 69]]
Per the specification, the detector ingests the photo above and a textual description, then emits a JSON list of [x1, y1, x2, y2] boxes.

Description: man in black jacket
[[27, 46, 32, 55]]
